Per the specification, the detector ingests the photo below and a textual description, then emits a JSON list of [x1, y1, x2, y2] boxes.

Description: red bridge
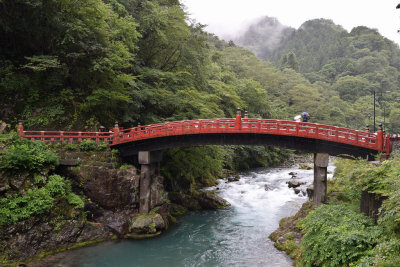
[[17, 111, 396, 211], [18, 112, 392, 159]]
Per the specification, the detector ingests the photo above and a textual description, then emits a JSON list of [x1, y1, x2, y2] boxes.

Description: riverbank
[[270, 157, 400, 266]]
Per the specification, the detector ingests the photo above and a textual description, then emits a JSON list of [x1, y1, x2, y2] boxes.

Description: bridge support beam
[[313, 153, 329, 205], [138, 151, 163, 214]]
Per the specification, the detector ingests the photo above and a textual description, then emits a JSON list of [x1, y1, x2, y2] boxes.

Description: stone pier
[[138, 150, 163, 214], [313, 153, 329, 205]]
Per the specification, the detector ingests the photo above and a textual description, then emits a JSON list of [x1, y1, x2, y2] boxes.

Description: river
[[46, 164, 333, 267]]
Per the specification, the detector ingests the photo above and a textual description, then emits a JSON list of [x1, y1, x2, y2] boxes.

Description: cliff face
[[60, 164, 169, 239], [0, 146, 229, 265], [0, 148, 169, 265]]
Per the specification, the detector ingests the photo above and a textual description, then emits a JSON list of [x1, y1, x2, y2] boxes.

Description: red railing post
[[112, 121, 120, 145], [17, 121, 24, 139], [235, 108, 242, 130], [243, 110, 248, 122]]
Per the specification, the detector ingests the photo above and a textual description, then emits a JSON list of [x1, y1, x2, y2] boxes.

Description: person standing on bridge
[[301, 112, 310, 122]]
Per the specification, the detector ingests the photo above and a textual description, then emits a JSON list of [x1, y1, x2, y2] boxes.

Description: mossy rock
[[129, 213, 166, 234]]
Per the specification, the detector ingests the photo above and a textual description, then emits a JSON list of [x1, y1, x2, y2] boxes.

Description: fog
[[181, 0, 400, 45]]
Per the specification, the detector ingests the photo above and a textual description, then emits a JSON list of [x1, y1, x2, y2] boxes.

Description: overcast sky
[[181, 0, 400, 45]]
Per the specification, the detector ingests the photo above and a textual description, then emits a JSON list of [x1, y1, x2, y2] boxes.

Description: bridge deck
[[17, 118, 391, 155]]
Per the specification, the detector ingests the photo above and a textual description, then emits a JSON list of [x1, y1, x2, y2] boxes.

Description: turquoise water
[[48, 166, 318, 267]]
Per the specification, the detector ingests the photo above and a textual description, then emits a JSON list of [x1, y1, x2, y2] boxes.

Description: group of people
[[294, 112, 310, 122]]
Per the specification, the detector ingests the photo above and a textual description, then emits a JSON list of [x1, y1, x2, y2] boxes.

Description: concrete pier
[[313, 153, 329, 205], [138, 151, 163, 214]]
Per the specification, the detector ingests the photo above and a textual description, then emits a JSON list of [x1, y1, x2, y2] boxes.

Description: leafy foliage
[[296, 157, 400, 266], [119, 163, 135, 170], [298, 204, 382, 267], [0, 175, 83, 225], [0, 138, 58, 173], [78, 140, 98, 152]]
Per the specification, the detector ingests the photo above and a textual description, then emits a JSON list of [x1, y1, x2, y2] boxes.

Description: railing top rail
[[18, 118, 388, 153]]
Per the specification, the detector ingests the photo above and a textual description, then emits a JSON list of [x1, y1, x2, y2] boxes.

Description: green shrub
[[96, 142, 108, 151], [354, 238, 400, 267], [0, 131, 17, 143], [0, 175, 84, 225], [79, 140, 97, 151], [64, 143, 78, 151], [298, 204, 382, 267], [0, 187, 54, 225], [33, 174, 46, 185], [67, 193, 84, 209], [45, 174, 69, 197], [119, 163, 135, 170], [0, 138, 58, 173]]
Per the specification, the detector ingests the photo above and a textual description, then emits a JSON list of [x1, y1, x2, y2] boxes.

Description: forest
[[1, 0, 400, 265]]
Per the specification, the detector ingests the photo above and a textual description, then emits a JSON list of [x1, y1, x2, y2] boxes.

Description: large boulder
[[195, 191, 230, 209], [103, 211, 129, 238], [168, 192, 201, 210], [299, 163, 313, 170], [129, 213, 166, 235], [168, 191, 230, 211], [287, 180, 305, 188]]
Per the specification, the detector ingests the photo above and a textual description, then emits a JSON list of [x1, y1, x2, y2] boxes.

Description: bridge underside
[[112, 133, 378, 159]]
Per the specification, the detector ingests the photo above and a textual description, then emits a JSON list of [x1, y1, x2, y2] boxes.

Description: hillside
[[236, 18, 400, 133]]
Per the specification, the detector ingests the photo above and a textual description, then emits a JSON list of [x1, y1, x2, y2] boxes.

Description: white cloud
[[181, 0, 400, 45]]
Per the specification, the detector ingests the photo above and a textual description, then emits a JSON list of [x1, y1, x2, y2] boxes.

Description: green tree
[[280, 51, 299, 71], [332, 76, 370, 102]]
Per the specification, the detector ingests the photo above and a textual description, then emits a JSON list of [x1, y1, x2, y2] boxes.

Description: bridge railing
[[113, 119, 384, 152], [17, 118, 388, 153], [19, 129, 113, 142]]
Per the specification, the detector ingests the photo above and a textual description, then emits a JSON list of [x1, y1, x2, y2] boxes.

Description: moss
[[149, 206, 161, 214], [279, 217, 289, 228], [124, 231, 162, 239], [133, 214, 149, 221], [275, 239, 300, 259], [15, 238, 108, 266], [286, 232, 295, 240], [170, 206, 188, 216], [167, 214, 177, 224], [149, 222, 156, 232]]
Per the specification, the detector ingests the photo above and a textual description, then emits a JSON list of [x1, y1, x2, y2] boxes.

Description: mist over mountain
[[269, 19, 348, 73], [236, 17, 400, 74], [233, 16, 293, 59]]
